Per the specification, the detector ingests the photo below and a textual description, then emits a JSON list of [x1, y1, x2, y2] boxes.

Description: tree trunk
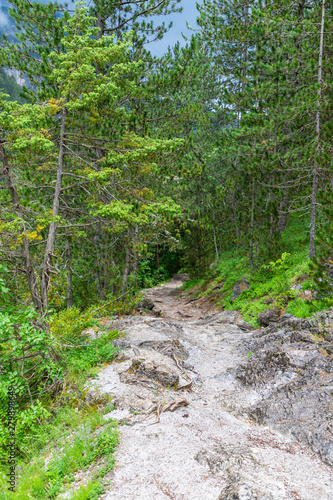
[[93, 222, 105, 300], [103, 235, 109, 297], [269, 212, 274, 254], [132, 224, 139, 285], [40, 107, 67, 310], [122, 243, 131, 293], [0, 142, 43, 312], [232, 181, 240, 246], [212, 208, 219, 261], [249, 179, 255, 268], [65, 239, 73, 308], [309, 0, 325, 258], [277, 187, 289, 233]]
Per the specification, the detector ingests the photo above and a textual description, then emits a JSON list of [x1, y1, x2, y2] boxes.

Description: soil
[[87, 278, 333, 500]]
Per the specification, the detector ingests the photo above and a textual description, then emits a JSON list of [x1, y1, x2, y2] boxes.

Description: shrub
[[50, 307, 98, 343]]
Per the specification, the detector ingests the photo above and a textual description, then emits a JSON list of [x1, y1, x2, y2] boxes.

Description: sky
[[149, 0, 202, 56], [0, 0, 202, 55]]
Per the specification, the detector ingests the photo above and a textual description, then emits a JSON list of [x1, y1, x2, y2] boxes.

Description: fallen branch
[[148, 398, 189, 425], [172, 353, 193, 390], [185, 297, 201, 305], [176, 380, 193, 391]]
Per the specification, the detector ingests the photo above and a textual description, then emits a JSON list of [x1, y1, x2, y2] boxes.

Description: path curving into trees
[[87, 277, 333, 499]]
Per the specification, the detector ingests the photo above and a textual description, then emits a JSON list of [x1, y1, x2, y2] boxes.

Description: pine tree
[[195, 0, 333, 265], [0, 4, 184, 313]]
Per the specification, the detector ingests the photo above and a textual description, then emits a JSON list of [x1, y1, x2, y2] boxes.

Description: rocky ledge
[[237, 309, 333, 467]]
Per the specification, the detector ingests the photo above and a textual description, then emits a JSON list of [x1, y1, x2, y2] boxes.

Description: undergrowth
[[183, 219, 333, 326], [0, 290, 131, 499], [0, 408, 119, 500]]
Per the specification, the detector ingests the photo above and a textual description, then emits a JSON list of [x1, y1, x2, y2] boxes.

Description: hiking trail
[[90, 277, 333, 499]]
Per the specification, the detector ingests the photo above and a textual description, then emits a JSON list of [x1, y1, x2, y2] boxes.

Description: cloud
[[0, 10, 9, 27]]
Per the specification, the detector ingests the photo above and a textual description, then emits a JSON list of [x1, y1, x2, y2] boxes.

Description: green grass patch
[[286, 297, 333, 318], [0, 407, 119, 500], [183, 219, 333, 326], [70, 481, 105, 500], [0, 302, 123, 499]]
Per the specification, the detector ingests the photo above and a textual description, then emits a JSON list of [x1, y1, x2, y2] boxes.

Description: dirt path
[[93, 278, 333, 499]]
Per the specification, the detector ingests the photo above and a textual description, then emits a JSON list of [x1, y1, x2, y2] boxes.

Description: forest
[[0, 0, 333, 498]]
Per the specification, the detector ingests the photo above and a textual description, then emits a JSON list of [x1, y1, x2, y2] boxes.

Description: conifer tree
[[0, 4, 183, 313], [195, 0, 333, 265]]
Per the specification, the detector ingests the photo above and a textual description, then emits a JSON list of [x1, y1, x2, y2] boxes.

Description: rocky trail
[[89, 277, 333, 499]]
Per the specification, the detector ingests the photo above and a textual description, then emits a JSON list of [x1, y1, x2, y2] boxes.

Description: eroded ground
[[88, 278, 333, 500]]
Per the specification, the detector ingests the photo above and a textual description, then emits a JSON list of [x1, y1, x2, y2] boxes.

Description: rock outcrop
[[257, 307, 281, 326], [231, 276, 250, 303], [119, 357, 180, 388], [237, 311, 333, 466], [196, 445, 286, 499], [135, 298, 155, 311]]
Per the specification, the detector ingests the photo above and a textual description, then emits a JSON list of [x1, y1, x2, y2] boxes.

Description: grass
[[0, 310, 123, 500], [182, 218, 333, 327], [0, 407, 119, 500]]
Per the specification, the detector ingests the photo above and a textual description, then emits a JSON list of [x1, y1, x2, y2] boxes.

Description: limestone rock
[[231, 277, 250, 303], [219, 473, 286, 500], [135, 298, 155, 311], [195, 445, 257, 473], [112, 394, 155, 414], [257, 308, 281, 326], [237, 317, 333, 467], [84, 390, 111, 406], [237, 320, 253, 332], [307, 308, 333, 333], [196, 445, 285, 500], [119, 358, 179, 388], [290, 284, 303, 291], [196, 310, 242, 326], [138, 339, 188, 359]]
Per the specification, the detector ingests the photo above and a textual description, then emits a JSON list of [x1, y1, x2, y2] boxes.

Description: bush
[[0, 301, 120, 457], [0, 305, 62, 454], [50, 307, 98, 343], [286, 297, 333, 318]]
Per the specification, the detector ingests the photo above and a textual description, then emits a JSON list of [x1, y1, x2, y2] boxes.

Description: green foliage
[[223, 253, 310, 326], [0, 311, 119, 456], [261, 253, 291, 272], [286, 297, 333, 318], [70, 481, 105, 500], [0, 273, 122, 498], [0, 306, 62, 453], [50, 307, 98, 343], [1, 1, 333, 496], [96, 290, 142, 317], [0, 409, 118, 500], [137, 259, 169, 288], [64, 330, 120, 381], [0, 2, 186, 314], [185, 220, 323, 326], [0, 69, 26, 104], [0, 260, 122, 457]]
